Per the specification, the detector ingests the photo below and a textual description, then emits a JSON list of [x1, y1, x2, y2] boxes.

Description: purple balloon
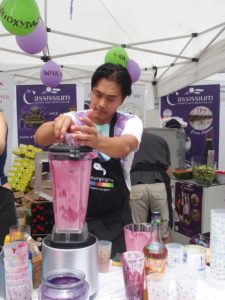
[[16, 20, 48, 54], [40, 60, 63, 88], [126, 58, 141, 83]]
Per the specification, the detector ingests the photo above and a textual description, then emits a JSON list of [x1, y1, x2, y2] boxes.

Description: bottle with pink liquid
[[143, 211, 167, 275]]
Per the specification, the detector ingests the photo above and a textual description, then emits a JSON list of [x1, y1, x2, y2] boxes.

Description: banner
[[0, 74, 16, 174], [160, 85, 220, 166], [16, 84, 76, 146], [174, 182, 203, 237]]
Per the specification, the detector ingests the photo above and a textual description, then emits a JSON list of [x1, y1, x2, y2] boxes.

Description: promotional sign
[[174, 182, 203, 237], [16, 84, 76, 146], [0, 74, 16, 174], [160, 85, 220, 166]]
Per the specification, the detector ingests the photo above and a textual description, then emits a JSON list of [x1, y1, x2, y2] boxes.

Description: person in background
[[0, 110, 18, 246], [34, 63, 143, 257], [129, 131, 173, 243]]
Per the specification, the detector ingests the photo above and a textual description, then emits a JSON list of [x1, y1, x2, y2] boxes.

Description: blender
[[35, 143, 98, 299]]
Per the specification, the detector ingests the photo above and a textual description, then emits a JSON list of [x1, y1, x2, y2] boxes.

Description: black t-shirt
[[131, 132, 171, 185]]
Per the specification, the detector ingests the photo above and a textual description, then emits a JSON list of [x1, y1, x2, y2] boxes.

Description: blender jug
[[35, 143, 96, 244]]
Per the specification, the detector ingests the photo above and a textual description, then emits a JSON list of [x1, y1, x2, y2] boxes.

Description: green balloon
[[0, 0, 40, 36], [104, 47, 128, 67]]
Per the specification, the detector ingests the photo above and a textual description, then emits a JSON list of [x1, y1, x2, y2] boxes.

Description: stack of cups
[[3, 241, 31, 300], [210, 209, 225, 283]]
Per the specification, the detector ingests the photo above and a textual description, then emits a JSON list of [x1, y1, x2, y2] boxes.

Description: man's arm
[[71, 114, 143, 158], [34, 114, 75, 147], [91, 134, 139, 158], [34, 121, 56, 147]]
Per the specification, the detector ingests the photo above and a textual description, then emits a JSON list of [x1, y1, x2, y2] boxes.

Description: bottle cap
[[151, 211, 161, 217]]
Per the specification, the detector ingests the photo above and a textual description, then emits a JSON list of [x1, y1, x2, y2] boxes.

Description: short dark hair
[[91, 63, 132, 98]]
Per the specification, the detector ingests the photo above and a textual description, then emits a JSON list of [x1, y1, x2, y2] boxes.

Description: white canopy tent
[[1, 0, 225, 97]]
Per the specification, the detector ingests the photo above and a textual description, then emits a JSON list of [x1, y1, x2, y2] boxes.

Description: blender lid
[[48, 143, 93, 158]]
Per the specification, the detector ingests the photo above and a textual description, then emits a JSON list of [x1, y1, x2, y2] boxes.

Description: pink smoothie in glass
[[49, 158, 92, 233], [124, 225, 151, 252]]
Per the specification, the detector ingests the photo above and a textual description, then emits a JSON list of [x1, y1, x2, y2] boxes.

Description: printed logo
[[42, 87, 61, 94], [93, 162, 106, 175], [23, 89, 36, 105], [22, 86, 69, 105], [184, 87, 204, 95]]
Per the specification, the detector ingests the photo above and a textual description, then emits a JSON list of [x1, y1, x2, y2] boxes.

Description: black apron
[[131, 164, 173, 229], [86, 113, 132, 257]]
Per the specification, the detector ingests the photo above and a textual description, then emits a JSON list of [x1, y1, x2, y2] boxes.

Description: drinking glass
[[97, 240, 112, 273], [124, 223, 151, 252], [9, 224, 31, 242], [121, 251, 145, 300]]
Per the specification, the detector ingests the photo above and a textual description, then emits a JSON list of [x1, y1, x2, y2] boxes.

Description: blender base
[[42, 233, 99, 299], [51, 224, 89, 247]]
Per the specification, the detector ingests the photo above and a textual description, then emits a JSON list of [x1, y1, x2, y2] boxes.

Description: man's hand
[[54, 114, 75, 142]]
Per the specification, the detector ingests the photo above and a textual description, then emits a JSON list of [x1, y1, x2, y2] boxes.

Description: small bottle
[[24, 233, 42, 289], [202, 130, 214, 164], [183, 193, 190, 216], [143, 211, 167, 275]]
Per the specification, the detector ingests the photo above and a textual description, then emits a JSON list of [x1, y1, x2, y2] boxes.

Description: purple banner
[[16, 84, 76, 146], [174, 182, 203, 237], [161, 85, 220, 166]]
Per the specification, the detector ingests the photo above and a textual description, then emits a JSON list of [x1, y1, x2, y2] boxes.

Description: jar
[[38, 269, 89, 300]]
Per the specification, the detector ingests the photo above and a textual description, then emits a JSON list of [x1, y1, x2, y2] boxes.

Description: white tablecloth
[[32, 264, 225, 300]]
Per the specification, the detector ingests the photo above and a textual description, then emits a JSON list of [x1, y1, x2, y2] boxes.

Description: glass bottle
[[143, 211, 167, 275], [38, 269, 89, 300], [202, 129, 214, 164]]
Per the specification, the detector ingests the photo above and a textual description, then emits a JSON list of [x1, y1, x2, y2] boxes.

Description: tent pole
[[4, 66, 41, 72], [198, 25, 225, 59], [50, 29, 115, 46], [127, 46, 192, 60], [0, 47, 40, 59], [51, 46, 111, 59], [0, 33, 11, 37], [128, 34, 191, 46], [157, 36, 195, 80], [199, 21, 225, 35], [44, 0, 47, 25]]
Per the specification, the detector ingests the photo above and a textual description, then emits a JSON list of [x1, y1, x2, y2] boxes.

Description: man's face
[[90, 78, 124, 124]]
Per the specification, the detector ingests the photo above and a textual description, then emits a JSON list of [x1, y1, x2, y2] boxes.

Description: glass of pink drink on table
[[124, 223, 151, 252]]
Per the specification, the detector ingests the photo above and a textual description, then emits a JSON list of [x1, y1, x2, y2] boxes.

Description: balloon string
[[70, 0, 74, 20]]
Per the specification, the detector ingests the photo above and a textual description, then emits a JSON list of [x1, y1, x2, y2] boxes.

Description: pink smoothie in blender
[[48, 144, 96, 244]]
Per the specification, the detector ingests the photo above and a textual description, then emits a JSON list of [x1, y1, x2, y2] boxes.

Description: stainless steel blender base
[[42, 233, 99, 298]]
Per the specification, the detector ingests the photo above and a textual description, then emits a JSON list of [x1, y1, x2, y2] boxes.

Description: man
[[129, 131, 173, 243], [34, 63, 143, 256]]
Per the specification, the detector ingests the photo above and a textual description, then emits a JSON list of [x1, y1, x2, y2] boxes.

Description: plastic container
[[215, 170, 225, 184], [38, 269, 89, 300]]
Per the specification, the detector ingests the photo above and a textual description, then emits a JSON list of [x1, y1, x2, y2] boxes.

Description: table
[[32, 264, 225, 300]]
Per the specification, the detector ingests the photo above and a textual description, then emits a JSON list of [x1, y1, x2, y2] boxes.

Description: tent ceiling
[[1, 0, 225, 96]]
